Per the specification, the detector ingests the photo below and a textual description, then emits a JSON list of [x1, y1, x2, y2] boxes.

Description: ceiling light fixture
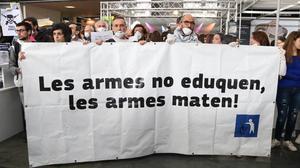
[[65, 6, 75, 9], [173, 10, 179, 15]]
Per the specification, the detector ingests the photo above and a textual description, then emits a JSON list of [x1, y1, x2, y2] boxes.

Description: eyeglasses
[[182, 21, 195, 26], [15, 29, 26, 33]]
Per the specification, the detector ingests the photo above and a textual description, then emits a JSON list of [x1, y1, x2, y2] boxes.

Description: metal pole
[[220, 17, 223, 33], [107, 2, 111, 30], [238, 0, 242, 42], [235, 1, 238, 22], [275, 0, 281, 46], [22, 4, 26, 19], [225, 2, 230, 34], [100, 2, 102, 19]]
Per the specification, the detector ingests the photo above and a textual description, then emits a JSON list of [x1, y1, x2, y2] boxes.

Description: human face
[[294, 37, 300, 50], [84, 25, 94, 33], [84, 25, 94, 38], [53, 29, 65, 42], [95, 21, 107, 29], [16, 25, 29, 41], [250, 36, 260, 46], [112, 19, 126, 33], [277, 40, 285, 48], [180, 15, 195, 30], [69, 24, 77, 36], [212, 34, 222, 44], [134, 27, 144, 34]]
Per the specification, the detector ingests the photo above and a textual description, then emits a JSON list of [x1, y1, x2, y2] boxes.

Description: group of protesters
[[7, 14, 241, 45], [4, 13, 300, 152]]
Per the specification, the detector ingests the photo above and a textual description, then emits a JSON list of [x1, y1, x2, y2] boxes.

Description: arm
[[166, 34, 176, 44], [278, 48, 287, 78], [8, 46, 19, 76]]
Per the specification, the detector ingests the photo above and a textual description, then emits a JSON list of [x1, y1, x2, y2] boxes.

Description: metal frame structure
[[100, 0, 293, 41], [240, 0, 299, 45], [101, 0, 238, 18], [100, 0, 239, 34]]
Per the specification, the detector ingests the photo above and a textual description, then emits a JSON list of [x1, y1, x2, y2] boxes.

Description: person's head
[[250, 31, 270, 46], [277, 36, 286, 48], [205, 34, 214, 44], [16, 22, 32, 41], [23, 17, 39, 34], [283, 31, 300, 63], [149, 31, 163, 42], [179, 14, 195, 36], [112, 17, 126, 33], [131, 24, 148, 41], [112, 17, 127, 39], [83, 25, 95, 39], [68, 23, 78, 36], [176, 16, 182, 27], [94, 20, 108, 32], [223, 34, 238, 44], [271, 36, 286, 47], [51, 23, 72, 42], [69, 23, 82, 40], [197, 34, 205, 43], [212, 33, 223, 44]]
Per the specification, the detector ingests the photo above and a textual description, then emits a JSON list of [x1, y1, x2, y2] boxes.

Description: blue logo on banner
[[234, 114, 260, 138]]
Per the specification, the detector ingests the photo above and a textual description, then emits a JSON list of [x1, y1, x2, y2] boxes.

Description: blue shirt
[[278, 56, 300, 88]]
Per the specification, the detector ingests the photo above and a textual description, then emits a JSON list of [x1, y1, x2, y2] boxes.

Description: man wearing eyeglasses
[[166, 14, 199, 43], [9, 21, 32, 77]]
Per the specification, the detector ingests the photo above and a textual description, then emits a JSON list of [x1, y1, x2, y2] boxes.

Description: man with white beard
[[94, 20, 108, 32]]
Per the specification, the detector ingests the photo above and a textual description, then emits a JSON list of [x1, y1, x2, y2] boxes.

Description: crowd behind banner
[[1, 13, 300, 152]]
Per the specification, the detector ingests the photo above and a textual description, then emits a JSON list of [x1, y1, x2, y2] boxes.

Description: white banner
[[0, 3, 22, 36], [91, 31, 113, 42], [22, 43, 280, 167]]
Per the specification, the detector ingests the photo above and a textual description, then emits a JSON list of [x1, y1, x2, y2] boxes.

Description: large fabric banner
[[22, 43, 280, 167]]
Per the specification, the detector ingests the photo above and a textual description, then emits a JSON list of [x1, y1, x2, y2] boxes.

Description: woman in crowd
[[128, 24, 148, 43], [69, 23, 83, 42], [197, 34, 205, 43], [212, 33, 224, 44], [250, 31, 286, 79], [272, 31, 300, 151], [204, 34, 214, 43], [250, 31, 270, 46], [277, 36, 286, 48], [51, 23, 72, 42], [271, 36, 286, 48]]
